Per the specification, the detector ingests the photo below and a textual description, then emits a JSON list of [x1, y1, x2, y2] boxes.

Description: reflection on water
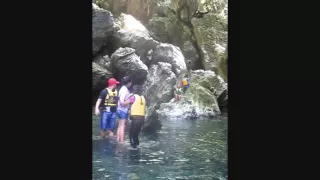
[[92, 115, 227, 180]]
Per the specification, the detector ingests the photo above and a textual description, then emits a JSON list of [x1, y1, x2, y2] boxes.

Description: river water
[[92, 115, 227, 180]]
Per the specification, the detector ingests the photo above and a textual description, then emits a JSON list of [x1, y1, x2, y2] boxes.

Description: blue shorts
[[100, 111, 117, 131], [117, 110, 129, 120]]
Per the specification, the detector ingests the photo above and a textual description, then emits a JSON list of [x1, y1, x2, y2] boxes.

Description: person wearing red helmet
[[95, 78, 120, 139]]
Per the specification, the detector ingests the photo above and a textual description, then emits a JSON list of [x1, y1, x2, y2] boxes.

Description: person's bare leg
[[109, 130, 114, 137], [122, 122, 126, 142], [117, 126, 120, 141], [118, 120, 126, 142], [100, 130, 106, 139]]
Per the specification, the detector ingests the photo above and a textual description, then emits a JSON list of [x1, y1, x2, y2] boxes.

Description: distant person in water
[[174, 82, 183, 102], [117, 76, 133, 143], [182, 74, 190, 94], [128, 85, 146, 148], [94, 78, 120, 139]]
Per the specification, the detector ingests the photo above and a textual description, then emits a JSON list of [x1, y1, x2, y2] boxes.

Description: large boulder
[[92, 62, 113, 91], [143, 62, 177, 131], [190, 70, 227, 96], [92, 3, 117, 55], [191, 0, 228, 72], [151, 43, 187, 75], [116, 29, 159, 64], [184, 84, 221, 116], [111, 47, 148, 84], [115, 14, 160, 64], [147, 16, 200, 69], [157, 70, 227, 119]]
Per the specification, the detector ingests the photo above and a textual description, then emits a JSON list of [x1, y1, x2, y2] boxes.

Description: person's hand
[[95, 108, 100, 116]]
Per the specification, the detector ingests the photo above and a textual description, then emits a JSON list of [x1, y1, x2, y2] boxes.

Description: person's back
[[182, 75, 190, 93], [128, 85, 146, 148]]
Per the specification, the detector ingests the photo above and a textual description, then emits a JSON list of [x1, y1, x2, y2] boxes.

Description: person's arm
[[119, 92, 132, 107], [95, 89, 107, 115], [95, 99, 102, 115]]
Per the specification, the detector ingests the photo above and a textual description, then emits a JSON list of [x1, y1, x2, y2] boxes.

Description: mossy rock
[[185, 85, 220, 114], [218, 50, 227, 82], [94, 0, 110, 10], [190, 70, 227, 95], [191, 0, 227, 72], [127, 173, 139, 180]]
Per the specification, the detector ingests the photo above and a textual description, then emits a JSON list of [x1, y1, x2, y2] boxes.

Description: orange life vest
[[182, 78, 188, 86]]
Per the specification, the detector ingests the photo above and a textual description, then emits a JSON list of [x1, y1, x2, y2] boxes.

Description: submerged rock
[[111, 47, 148, 84], [127, 173, 139, 180]]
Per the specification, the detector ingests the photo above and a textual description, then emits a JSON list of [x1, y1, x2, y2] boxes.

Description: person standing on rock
[[117, 76, 133, 143], [128, 85, 146, 148], [174, 82, 183, 102], [94, 78, 120, 139], [182, 74, 190, 94]]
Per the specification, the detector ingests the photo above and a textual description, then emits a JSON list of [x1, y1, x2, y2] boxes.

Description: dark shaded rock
[[142, 62, 177, 131], [217, 89, 228, 113], [92, 3, 117, 55], [92, 62, 113, 91], [93, 55, 112, 72], [111, 47, 148, 84]]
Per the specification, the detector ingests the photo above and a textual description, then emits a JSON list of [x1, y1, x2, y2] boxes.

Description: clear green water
[[92, 115, 227, 180]]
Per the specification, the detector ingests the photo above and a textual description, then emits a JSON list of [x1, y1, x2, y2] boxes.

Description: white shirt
[[117, 86, 131, 112]]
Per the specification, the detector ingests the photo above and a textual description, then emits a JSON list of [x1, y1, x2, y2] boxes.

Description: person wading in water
[[117, 76, 133, 143], [94, 78, 120, 139], [128, 85, 146, 148]]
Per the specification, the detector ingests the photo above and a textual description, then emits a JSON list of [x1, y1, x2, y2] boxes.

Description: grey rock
[[93, 55, 112, 72], [142, 62, 177, 131], [111, 47, 148, 84], [116, 29, 159, 64], [92, 3, 116, 55], [182, 41, 199, 69], [191, 70, 227, 96], [151, 43, 187, 75], [92, 62, 113, 91]]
